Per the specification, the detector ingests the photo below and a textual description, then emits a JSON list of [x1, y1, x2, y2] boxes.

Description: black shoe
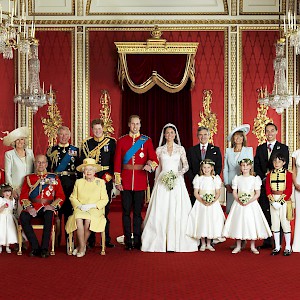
[[40, 249, 50, 258], [125, 244, 133, 251], [87, 241, 95, 249], [133, 243, 141, 250], [283, 249, 292, 256], [105, 242, 115, 248], [257, 243, 273, 250], [29, 249, 41, 257], [271, 248, 281, 256]]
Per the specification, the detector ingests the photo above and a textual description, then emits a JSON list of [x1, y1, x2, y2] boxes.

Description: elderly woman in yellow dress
[[66, 158, 108, 258]]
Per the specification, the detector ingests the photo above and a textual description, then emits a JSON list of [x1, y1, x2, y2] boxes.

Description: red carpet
[[1, 209, 300, 300]]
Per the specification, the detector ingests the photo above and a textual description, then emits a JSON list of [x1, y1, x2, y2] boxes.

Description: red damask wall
[[0, 59, 15, 169], [33, 29, 73, 155], [242, 30, 281, 149], [88, 29, 225, 154], [0, 28, 280, 170]]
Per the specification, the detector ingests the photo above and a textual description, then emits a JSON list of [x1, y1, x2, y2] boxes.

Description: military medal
[[62, 147, 66, 154], [104, 145, 109, 152], [139, 144, 144, 158]]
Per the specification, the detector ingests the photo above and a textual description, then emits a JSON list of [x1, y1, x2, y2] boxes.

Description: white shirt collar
[[200, 143, 208, 150]]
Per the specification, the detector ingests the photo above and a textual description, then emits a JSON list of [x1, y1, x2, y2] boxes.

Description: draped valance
[[115, 37, 198, 94]]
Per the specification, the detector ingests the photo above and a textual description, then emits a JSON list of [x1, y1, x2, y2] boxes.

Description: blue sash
[[123, 135, 149, 164], [55, 145, 77, 173], [29, 174, 56, 199]]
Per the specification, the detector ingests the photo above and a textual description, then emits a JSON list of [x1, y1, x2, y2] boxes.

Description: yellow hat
[[3, 127, 29, 147], [76, 158, 102, 173]]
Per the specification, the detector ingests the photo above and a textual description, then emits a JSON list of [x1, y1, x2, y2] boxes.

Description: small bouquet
[[202, 193, 215, 203], [161, 170, 177, 191], [239, 193, 252, 204]]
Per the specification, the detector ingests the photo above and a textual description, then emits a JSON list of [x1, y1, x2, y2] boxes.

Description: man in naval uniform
[[114, 115, 159, 250], [19, 154, 65, 258], [80, 118, 116, 248], [46, 126, 79, 248]]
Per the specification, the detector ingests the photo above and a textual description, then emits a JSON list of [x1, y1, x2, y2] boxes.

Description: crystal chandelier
[[14, 40, 53, 113], [258, 40, 300, 114], [283, 10, 300, 55], [0, 1, 36, 59]]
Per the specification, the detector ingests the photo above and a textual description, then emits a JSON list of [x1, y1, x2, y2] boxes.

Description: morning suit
[[254, 141, 289, 229], [187, 143, 222, 205], [223, 146, 253, 213]]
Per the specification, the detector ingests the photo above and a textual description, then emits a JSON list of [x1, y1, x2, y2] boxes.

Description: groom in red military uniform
[[19, 154, 65, 258], [114, 115, 158, 250]]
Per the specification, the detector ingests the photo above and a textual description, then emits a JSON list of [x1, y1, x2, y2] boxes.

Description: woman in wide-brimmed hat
[[65, 158, 108, 258], [3, 127, 34, 214], [223, 124, 253, 214]]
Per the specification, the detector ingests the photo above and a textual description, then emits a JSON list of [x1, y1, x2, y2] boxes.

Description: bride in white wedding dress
[[141, 123, 198, 252]]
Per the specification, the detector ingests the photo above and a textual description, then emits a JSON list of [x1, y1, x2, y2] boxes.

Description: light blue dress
[[223, 146, 253, 214]]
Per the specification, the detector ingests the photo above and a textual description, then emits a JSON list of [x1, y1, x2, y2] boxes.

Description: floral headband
[[200, 159, 215, 166], [0, 183, 13, 193], [239, 158, 253, 165]]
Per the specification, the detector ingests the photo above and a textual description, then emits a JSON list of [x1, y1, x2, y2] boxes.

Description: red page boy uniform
[[114, 130, 158, 250], [266, 154, 293, 256], [19, 172, 65, 257]]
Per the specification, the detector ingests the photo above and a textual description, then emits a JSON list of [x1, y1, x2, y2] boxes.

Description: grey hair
[[57, 126, 71, 135], [82, 165, 97, 172], [197, 126, 210, 135]]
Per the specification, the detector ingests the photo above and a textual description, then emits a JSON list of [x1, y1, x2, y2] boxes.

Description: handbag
[[286, 200, 295, 221]]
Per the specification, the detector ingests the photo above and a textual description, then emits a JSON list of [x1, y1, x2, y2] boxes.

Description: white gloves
[[78, 204, 97, 211], [272, 202, 281, 210]]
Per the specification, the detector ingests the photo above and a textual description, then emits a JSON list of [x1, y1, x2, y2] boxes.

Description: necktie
[[201, 145, 206, 160], [267, 143, 272, 158]]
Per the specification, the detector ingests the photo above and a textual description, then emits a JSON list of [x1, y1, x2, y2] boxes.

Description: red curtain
[[126, 54, 188, 84], [122, 82, 192, 149]]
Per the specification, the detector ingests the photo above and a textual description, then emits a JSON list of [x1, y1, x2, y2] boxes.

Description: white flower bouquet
[[202, 193, 215, 203], [239, 193, 252, 204], [161, 170, 177, 191]]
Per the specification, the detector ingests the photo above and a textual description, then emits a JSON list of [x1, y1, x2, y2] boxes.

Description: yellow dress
[[65, 178, 108, 233]]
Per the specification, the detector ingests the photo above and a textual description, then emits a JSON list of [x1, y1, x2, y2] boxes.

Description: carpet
[[1, 211, 300, 300]]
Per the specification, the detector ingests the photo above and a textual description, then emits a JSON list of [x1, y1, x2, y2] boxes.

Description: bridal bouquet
[[239, 193, 252, 204], [161, 170, 177, 191], [202, 193, 215, 203]]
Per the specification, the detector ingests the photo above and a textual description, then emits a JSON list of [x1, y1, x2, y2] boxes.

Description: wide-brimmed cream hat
[[76, 158, 102, 173], [227, 124, 250, 141], [3, 127, 29, 147]]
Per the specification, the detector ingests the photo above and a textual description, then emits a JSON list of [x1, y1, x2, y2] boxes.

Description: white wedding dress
[[292, 149, 300, 252], [141, 143, 198, 252]]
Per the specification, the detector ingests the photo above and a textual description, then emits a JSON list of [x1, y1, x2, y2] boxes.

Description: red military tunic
[[0, 169, 4, 185], [114, 133, 158, 191], [19, 172, 65, 212], [266, 169, 293, 202]]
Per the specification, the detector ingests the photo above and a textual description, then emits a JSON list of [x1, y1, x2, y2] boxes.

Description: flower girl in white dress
[[222, 159, 272, 254], [186, 159, 225, 251], [0, 184, 18, 253]]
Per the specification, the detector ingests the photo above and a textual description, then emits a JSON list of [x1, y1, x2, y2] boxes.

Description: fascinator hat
[[3, 127, 29, 147], [158, 123, 181, 147], [76, 158, 102, 173], [227, 124, 250, 142]]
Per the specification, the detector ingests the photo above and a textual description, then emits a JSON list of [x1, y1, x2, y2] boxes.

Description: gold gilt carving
[[99, 90, 114, 137], [253, 89, 273, 145], [198, 90, 218, 144], [41, 92, 63, 147]]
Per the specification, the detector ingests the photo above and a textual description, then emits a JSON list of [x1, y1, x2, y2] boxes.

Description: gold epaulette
[[118, 134, 128, 140], [105, 135, 116, 141], [81, 136, 93, 145]]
